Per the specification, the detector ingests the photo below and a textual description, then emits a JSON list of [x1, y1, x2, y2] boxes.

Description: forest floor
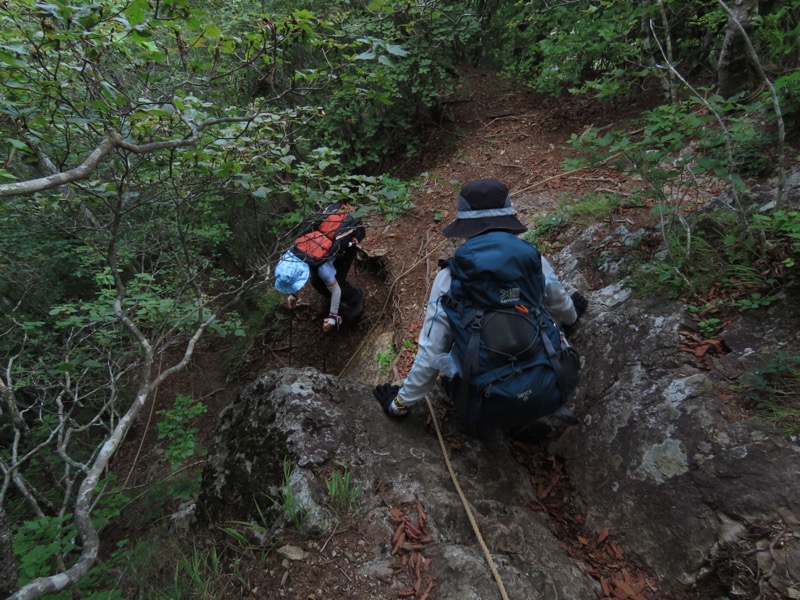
[[109, 68, 719, 599]]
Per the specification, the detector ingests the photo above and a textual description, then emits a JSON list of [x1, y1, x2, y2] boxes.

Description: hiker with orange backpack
[[274, 203, 366, 332]]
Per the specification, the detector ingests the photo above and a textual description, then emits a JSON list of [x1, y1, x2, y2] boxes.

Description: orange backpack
[[290, 204, 365, 266]]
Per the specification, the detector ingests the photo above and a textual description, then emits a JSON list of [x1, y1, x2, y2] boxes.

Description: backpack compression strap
[[538, 316, 570, 405]]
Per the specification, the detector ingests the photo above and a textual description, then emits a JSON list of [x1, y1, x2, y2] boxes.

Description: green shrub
[[12, 483, 130, 598], [156, 395, 208, 470], [524, 213, 569, 250]]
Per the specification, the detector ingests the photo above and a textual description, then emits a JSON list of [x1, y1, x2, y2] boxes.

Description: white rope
[[425, 397, 511, 600]]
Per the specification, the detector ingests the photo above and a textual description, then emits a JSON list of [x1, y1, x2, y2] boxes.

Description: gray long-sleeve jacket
[[391, 255, 576, 414]]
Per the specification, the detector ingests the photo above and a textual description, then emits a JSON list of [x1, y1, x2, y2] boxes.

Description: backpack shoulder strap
[[443, 292, 482, 421], [453, 306, 483, 422]]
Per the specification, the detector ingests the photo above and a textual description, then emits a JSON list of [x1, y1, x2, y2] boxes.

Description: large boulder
[[198, 367, 598, 600], [552, 224, 800, 594]]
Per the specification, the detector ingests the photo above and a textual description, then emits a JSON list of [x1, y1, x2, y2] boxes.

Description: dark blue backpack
[[441, 231, 581, 427]]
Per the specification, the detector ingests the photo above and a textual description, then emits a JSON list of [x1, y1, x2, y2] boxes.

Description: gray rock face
[[552, 225, 800, 590], [199, 368, 599, 600]]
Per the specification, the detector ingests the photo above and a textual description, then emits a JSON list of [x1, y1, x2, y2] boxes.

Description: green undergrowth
[[630, 206, 799, 309], [118, 529, 251, 599], [157, 395, 208, 470], [272, 458, 308, 531], [375, 338, 415, 376], [524, 191, 646, 253], [742, 351, 800, 435], [12, 465, 273, 598], [560, 90, 799, 318], [325, 465, 363, 517]]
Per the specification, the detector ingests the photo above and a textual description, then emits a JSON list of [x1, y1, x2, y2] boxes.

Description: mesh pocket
[[481, 310, 540, 368]]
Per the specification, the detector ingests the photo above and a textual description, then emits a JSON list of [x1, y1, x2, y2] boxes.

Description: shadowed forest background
[[1, 0, 799, 598]]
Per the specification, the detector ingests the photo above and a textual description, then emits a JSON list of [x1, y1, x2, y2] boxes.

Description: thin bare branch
[[0, 116, 265, 198]]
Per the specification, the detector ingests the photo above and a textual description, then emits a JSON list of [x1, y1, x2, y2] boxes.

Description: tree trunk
[[640, 0, 675, 101], [717, 0, 760, 98], [0, 504, 18, 597]]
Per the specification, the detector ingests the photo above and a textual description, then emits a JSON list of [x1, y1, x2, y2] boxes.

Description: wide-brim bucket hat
[[274, 251, 310, 294], [442, 178, 527, 239]]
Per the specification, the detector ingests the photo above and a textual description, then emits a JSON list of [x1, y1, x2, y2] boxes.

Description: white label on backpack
[[500, 287, 520, 303], [517, 389, 532, 402]]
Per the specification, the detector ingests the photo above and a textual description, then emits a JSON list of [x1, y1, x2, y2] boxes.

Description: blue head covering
[[274, 251, 310, 294]]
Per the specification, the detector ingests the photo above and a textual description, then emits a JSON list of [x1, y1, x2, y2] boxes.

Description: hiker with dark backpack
[[274, 203, 366, 332], [373, 178, 589, 430]]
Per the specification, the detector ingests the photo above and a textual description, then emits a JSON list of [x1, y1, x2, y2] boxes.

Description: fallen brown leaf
[[447, 437, 463, 451], [615, 579, 637, 596], [418, 579, 436, 600], [404, 521, 421, 538], [597, 526, 610, 545], [389, 508, 405, 524], [391, 530, 406, 555], [611, 587, 630, 599], [609, 540, 624, 560], [631, 573, 647, 593], [537, 472, 561, 499], [601, 578, 611, 596], [392, 522, 405, 545], [417, 501, 428, 529]]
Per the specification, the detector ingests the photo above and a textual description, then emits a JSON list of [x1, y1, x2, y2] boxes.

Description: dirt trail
[[366, 67, 656, 351]]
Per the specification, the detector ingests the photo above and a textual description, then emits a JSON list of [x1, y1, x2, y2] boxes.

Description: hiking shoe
[[550, 405, 580, 426], [506, 421, 553, 443]]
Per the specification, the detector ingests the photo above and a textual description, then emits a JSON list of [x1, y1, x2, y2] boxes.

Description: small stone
[[278, 544, 308, 561]]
